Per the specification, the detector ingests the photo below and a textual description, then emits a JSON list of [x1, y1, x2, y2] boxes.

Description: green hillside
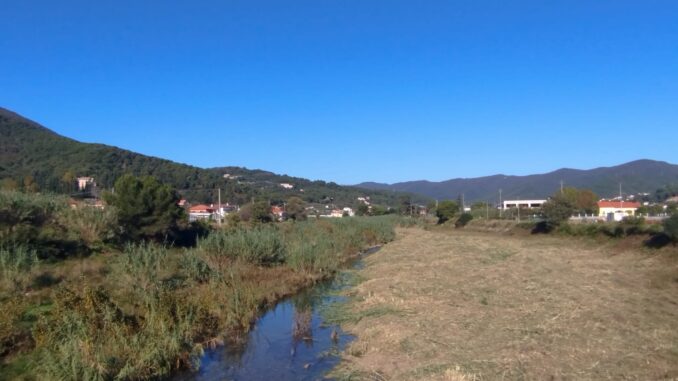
[[0, 107, 420, 207]]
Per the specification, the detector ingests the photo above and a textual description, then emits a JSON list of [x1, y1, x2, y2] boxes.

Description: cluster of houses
[[501, 198, 657, 222], [183, 201, 356, 222], [186, 202, 238, 222], [69, 175, 672, 224]]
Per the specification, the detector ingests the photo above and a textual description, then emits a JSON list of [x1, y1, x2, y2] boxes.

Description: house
[[279, 183, 294, 189], [188, 204, 215, 222], [76, 177, 95, 191], [212, 203, 237, 221], [342, 207, 355, 217], [330, 209, 345, 218], [271, 206, 285, 220], [502, 200, 546, 210], [597, 200, 641, 221], [178, 199, 189, 208], [666, 196, 678, 204]]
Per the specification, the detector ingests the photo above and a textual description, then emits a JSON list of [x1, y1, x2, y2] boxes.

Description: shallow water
[[170, 247, 380, 381]]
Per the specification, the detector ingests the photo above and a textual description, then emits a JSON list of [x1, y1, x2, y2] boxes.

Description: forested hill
[[0, 107, 421, 206], [356, 160, 678, 202]]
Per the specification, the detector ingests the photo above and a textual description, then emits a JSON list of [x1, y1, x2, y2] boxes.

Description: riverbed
[[170, 247, 379, 381]]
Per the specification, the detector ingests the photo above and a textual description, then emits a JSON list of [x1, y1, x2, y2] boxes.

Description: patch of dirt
[[333, 228, 678, 380]]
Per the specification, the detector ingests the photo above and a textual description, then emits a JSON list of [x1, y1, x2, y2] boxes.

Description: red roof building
[[189, 204, 215, 213], [597, 200, 641, 220], [597, 200, 641, 209]]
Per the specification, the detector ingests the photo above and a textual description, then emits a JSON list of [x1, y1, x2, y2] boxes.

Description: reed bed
[[0, 216, 400, 380]]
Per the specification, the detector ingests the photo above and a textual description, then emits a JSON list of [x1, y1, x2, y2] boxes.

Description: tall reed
[[0, 245, 38, 291]]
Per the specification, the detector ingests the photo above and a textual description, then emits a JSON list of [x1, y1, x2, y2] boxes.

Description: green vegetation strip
[[0, 190, 417, 380]]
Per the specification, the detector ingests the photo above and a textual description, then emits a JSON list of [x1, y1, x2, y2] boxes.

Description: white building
[[77, 177, 95, 191], [279, 183, 294, 189], [188, 204, 215, 222], [597, 200, 641, 221], [502, 199, 546, 210]]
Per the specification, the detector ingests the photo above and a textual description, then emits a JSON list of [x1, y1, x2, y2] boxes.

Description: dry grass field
[[332, 228, 678, 381]]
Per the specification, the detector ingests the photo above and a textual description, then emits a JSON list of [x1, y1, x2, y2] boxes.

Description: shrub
[[181, 251, 216, 283], [542, 194, 575, 226], [663, 214, 678, 244], [0, 190, 67, 249], [34, 286, 202, 380], [455, 213, 474, 228], [120, 242, 169, 292], [0, 245, 39, 291], [436, 201, 458, 224], [0, 190, 110, 258], [197, 226, 285, 265], [57, 206, 117, 250]]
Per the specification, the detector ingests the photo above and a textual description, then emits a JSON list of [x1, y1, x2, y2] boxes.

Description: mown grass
[[0, 215, 401, 380]]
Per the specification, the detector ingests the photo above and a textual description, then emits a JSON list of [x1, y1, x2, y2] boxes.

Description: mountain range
[[357, 160, 678, 203], [0, 107, 423, 206], [3, 106, 676, 207]]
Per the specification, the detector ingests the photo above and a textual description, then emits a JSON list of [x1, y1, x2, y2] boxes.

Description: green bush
[[34, 286, 202, 380], [455, 213, 474, 228], [120, 242, 169, 292], [0, 245, 39, 291], [197, 226, 286, 265], [0, 190, 66, 249], [436, 200, 458, 224], [663, 214, 678, 244], [181, 251, 216, 283], [0, 190, 115, 258]]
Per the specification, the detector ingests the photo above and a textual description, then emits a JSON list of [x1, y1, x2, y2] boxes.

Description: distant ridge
[[0, 107, 424, 206], [356, 160, 678, 202]]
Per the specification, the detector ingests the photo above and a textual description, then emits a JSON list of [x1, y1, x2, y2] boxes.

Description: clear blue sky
[[1, 1, 677, 184]]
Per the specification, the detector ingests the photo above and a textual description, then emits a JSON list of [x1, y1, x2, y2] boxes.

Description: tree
[[541, 192, 575, 225], [239, 201, 272, 224], [356, 203, 369, 216], [23, 176, 39, 193], [426, 201, 437, 216], [561, 187, 598, 215], [399, 195, 412, 215], [370, 205, 388, 216], [286, 197, 307, 221], [61, 170, 76, 194], [104, 174, 184, 241], [436, 200, 459, 224]]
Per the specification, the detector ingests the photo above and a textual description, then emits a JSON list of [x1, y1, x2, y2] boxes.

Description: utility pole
[[619, 183, 623, 208], [486, 201, 489, 219], [499, 189, 503, 218], [517, 203, 520, 221], [218, 188, 222, 227], [461, 193, 465, 213]]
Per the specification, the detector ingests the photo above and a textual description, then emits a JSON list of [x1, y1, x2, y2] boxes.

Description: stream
[[170, 246, 379, 381]]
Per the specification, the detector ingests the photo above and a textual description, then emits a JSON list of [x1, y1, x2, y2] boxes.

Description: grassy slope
[[331, 228, 678, 380]]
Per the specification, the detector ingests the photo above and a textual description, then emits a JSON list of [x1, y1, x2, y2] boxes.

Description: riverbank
[[0, 217, 400, 380], [330, 227, 678, 380]]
